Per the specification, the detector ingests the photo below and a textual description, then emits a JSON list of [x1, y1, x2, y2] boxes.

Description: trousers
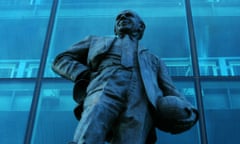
[[73, 64, 153, 144]]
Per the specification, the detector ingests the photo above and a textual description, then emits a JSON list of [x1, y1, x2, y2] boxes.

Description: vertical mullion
[[24, 0, 59, 144], [184, 0, 208, 144]]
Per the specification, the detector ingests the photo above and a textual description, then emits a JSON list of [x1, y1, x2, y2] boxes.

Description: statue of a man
[[52, 10, 198, 144]]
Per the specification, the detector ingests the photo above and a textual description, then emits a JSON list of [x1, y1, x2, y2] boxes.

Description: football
[[154, 96, 198, 134], [156, 96, 191, 120]]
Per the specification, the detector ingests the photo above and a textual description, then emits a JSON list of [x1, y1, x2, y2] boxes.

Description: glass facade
[[0, 0, 239, 144], [0, 80, 35, 144], [191, 0, 240, 76]]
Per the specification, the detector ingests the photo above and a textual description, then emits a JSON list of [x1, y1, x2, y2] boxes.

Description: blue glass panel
[[191, 1, 240, 76], [31, 80, 77, 144], [201, 80, 240, 144], [45, 0, 193, 78], [0, 80, 35, 144], [0, 1, 52, 78]]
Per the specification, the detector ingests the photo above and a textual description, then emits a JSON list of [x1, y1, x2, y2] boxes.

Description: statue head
[[114, 10, 145, 40]]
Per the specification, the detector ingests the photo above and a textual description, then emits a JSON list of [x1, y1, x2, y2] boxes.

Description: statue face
[[114, 10, 145, 39]]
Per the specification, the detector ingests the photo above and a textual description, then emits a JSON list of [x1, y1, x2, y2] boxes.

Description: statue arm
[[156, 58, 199, 133], [156, 58, 183, 98], [52, 36, 91, 82]]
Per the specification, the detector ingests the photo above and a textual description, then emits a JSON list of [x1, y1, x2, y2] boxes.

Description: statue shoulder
[[87, 35, 116, 41], [72, 35, 116, 49], [140, 49, 161, 63]]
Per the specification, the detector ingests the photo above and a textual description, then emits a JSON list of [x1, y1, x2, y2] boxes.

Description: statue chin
[[116, 30, 141, 41], [116, 28, 131, 35]]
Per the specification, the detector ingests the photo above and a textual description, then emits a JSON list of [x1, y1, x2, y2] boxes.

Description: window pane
[[0, 1, 52, 78], [191, 1, 240, 76], [32, 80, 77, 144], [156, 80, 200, 144], [45, 0, 193, 77], [201, 80, 240, 144], [0, 80, 35, 144]]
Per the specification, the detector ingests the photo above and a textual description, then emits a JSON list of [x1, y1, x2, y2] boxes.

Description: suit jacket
[[52, 35, 198, 134], [52, 35, 182, 105]]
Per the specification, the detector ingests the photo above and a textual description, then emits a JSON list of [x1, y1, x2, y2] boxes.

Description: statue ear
[[138, 23, 145, 32]]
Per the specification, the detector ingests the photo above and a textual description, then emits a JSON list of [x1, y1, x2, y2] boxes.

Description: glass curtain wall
[[3, 0, 240, 144], [32, 0, 199, 144], [0, 81, 35, 144], [0, 1, 52, 144], [191, 0, 240, 144], [35, 0, 199, 144], [191, 0, 240, 76]]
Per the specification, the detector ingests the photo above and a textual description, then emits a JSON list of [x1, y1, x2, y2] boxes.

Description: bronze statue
[[52, 10, 198, 144]]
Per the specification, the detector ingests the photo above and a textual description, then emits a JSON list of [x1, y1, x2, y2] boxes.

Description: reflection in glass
[[0, 81, 35, 144], [191, 1, 240, 76], [201, 80, 240, 144], [31, 80, 77, 144], [0, 2, 52, 78]]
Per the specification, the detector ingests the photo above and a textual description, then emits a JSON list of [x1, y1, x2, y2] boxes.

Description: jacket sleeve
[[52, 36, 91, 82], [156, 58, 183, 97]]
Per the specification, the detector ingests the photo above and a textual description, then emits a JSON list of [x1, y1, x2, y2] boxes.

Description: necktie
[[121, 35, 137, 68]]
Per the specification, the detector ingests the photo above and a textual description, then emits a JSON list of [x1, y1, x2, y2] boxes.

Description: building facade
[[0, 0, 240, 144]]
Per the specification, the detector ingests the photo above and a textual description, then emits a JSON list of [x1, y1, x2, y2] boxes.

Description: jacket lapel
[[88, 36, 116, 69]]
